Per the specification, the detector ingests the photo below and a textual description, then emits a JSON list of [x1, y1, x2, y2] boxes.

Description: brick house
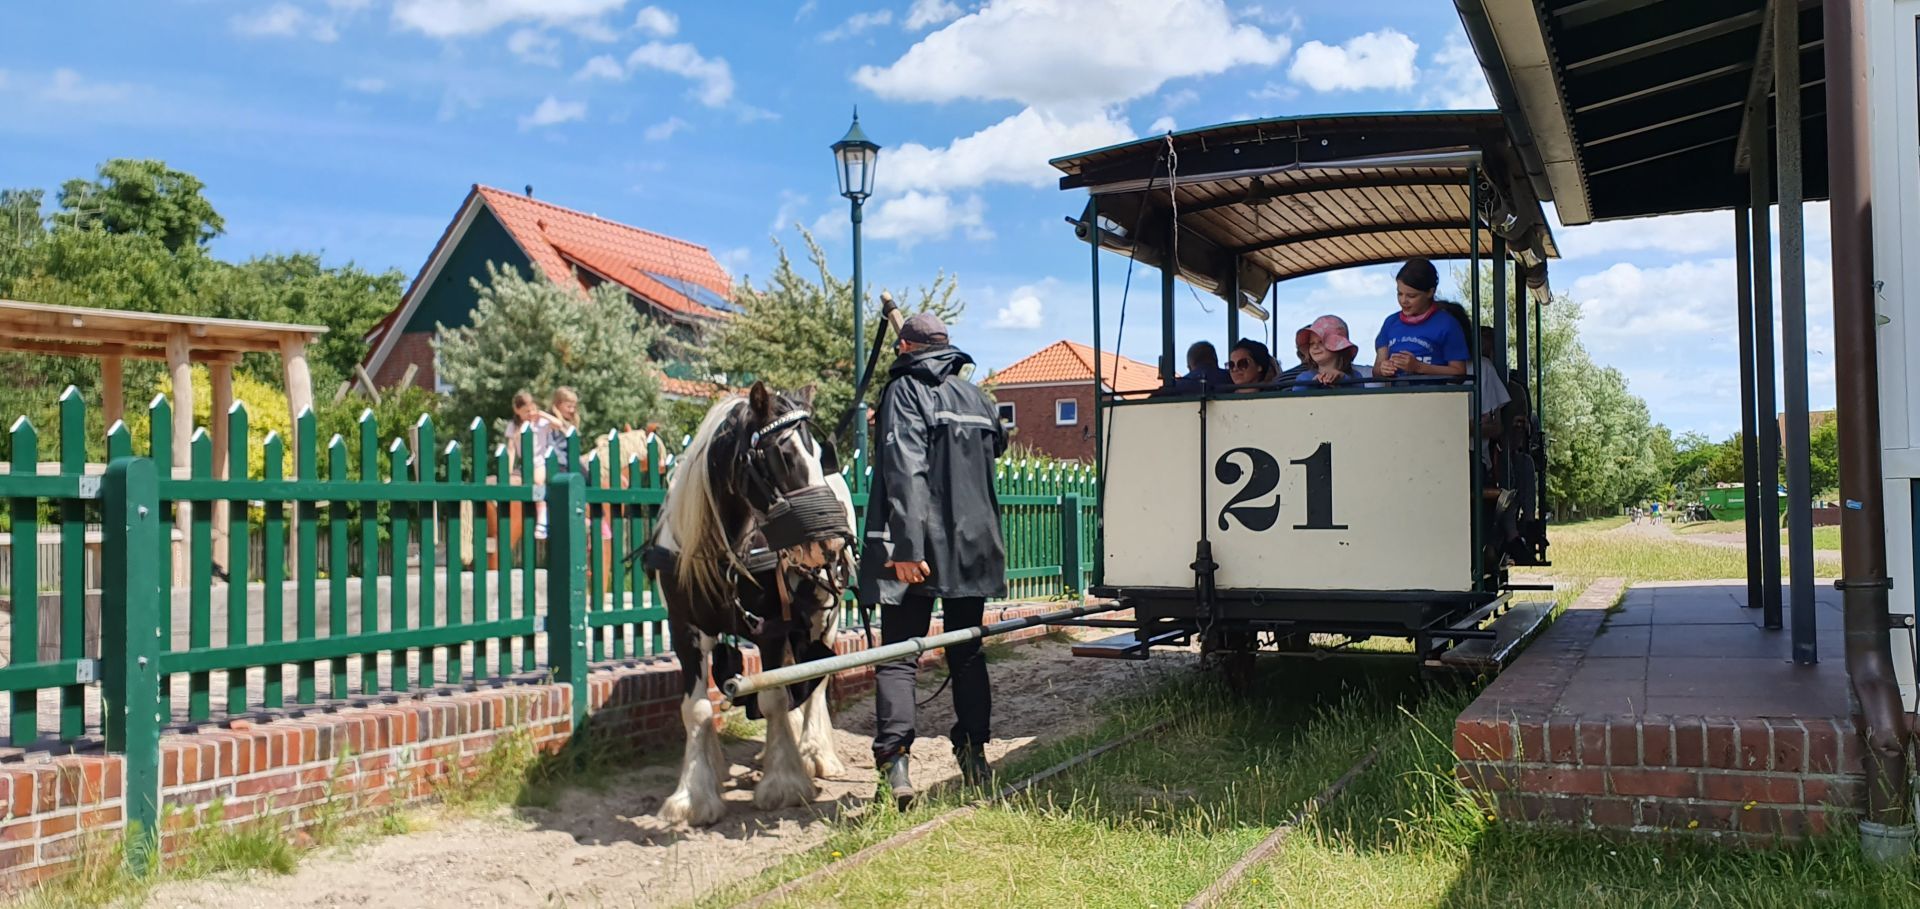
[[985, 340, 1158, 461], [358, 185, 733, 399]]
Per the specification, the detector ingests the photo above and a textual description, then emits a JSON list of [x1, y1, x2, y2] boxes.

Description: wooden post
[[167, 332, 193, 579], [101, 356, 125, 429], [210, 362, 234, 573], [282, 337, 313, 578]]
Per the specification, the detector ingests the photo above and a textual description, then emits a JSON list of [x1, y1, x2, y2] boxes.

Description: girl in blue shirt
[[1373, 258, 1469, 379]]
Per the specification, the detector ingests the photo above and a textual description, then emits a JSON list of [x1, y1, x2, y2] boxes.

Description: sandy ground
[[142, 635, 1192, 909]]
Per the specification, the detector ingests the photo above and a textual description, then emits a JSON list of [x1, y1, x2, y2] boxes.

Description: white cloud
[[771, 190, 810, 232], [1422, 34, 1493, 110], [1305, 266, 1396, 308], [1162, 88, 1200, 111], [1288, 29, 1418, 92], [644, 115, 689, 140], [1148, 115, 1177, 134], [519, 95, 587, 129], [392, 0, 627, 38], [627, 41, 734, 107], [854, 0, 1290, 113], [507, 28, 561, 65], [1553, 209, 1731, 261], [632, 5, 677, 36], [719, 246, 752, 274], [822, 9, 894, 41], [1571, 259, 1735, 348], [865, 191, 993, 248], [992, 282, 1051, 329], [345, 76, 387, 93], [1236, 4, 1301, 30], [795, 0, 819, 21], [574, 54, 625, 80], [904, 0, 964, 29], [232, 3, 339, 41], [884, 107, 1135, 194], [1250, 81, 1298, 102], [41, 69, 133, 104]]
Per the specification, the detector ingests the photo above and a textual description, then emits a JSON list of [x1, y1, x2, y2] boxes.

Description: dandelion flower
[[1687, 819, 1700, 829], [831, 851, 843, 859], [1743, 801, 1756, 811]]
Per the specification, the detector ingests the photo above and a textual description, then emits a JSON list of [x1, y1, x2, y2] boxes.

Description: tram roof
[[1051, 111, 1558, 305]]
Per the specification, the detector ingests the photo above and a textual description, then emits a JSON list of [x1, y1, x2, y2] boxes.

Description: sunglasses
[[1228, 358, 1256, 370]]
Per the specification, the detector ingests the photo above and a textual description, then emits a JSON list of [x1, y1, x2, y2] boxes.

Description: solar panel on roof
[[645, 272, 739, 314]]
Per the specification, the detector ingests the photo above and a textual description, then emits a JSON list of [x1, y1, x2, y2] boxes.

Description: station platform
[[1455, 580, 1866, 840]]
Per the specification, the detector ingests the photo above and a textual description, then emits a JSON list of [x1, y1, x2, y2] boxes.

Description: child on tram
[[1292, 315, 1372, 387]]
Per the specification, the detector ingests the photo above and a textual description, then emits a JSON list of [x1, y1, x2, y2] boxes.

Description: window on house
[[1055, 399, 1078, 425], [996, 402, 1016, 428]]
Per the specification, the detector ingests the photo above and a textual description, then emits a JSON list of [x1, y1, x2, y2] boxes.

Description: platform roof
[[1456, 0, 1828, 223], [0, 299, 326, 364], [1051, 111, 1558, 304]]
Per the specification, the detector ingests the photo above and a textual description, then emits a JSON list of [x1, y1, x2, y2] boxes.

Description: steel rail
[[1182, 742, 1385, 909]]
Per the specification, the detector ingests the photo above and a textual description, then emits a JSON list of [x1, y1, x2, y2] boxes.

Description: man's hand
[[885, 560, 931, 584]]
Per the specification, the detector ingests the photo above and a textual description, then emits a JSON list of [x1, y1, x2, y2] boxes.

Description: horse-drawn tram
[[1049, 111, 1561, 679]]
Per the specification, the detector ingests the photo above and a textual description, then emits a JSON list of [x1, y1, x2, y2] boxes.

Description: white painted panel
[[1885, 478, 1919, 711], [1104, 390, 1476, 592], [1872, 1, 1920, 451]]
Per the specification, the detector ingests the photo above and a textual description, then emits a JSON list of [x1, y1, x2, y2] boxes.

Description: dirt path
[[143, 635, 1193, 909]]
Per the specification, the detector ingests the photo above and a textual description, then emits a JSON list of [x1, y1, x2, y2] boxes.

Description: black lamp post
[[832, 109, 880, 482]]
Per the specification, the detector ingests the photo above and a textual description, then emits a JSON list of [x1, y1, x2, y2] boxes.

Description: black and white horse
[[647, 383, 856, 826]]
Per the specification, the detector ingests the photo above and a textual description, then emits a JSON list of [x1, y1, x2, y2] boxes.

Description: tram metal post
[[1534, 299, 1545, 528], [1227, 260, 1241, 350], [1774, 0, 1816, 663], [1750, 123, 1784, 630], [1492, 235, 1509, 375], [1469, 165, 1484, 590], [1160, 213, 1176, 384], [1088, 195, 1104, 589], [1735, 201, 1764, 612]]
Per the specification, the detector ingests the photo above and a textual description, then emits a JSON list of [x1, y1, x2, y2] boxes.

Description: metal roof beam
[[1230, 220, 1475, 256], [1550, 0, 1664, 29], [1174, 172, 1471, 216], [1474, 0, 1592, 223], [1562, 10, 1764, 74]]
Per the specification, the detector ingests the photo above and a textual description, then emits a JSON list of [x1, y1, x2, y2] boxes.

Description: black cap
[[900, 312, 949, 345]]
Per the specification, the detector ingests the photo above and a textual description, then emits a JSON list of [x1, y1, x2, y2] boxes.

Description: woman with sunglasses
[[1226, 339, 1279, 391]]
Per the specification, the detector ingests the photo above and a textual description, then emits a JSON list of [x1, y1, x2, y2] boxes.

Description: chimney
[[525, 184, 534, 197]]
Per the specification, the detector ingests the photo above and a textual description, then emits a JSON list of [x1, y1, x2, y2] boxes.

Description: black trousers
[[872, 595, 990, 761]]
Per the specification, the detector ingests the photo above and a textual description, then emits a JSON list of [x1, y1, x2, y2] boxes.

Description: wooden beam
[[101, 356, 124, 429], [167, 331, 193, 578], [0, 337, 244, 363], [281, 338, 313, 424], [209, 362, 234, 574]]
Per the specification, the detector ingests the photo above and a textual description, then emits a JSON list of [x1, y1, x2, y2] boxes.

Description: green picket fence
[[0, 392, 1098, 761]]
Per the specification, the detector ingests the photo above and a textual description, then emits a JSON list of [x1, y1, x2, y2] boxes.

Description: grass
[[697, 658, 1443, 909], [12, 803, 298, 909], [1539, 518, 1840, 584], [1674, 518, 1843, 551], [1219, 694, 1920, 908]]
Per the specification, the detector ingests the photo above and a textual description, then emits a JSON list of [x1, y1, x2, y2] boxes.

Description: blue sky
[[0, 0, 1832, 439]]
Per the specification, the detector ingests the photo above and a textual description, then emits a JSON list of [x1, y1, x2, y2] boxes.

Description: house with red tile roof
[[359, 184, 734, 400], [983, 340, 1158, 461]]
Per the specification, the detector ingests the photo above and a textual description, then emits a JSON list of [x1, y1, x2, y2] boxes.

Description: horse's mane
[[661, 395, 750, 605]]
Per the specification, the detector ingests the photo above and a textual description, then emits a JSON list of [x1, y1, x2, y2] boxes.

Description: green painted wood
[[5, 413, 39, 747], [102, 456, 162, 872], [494, 441, 513, 679], [155, 479, 539, 503], [467, 419, 490, 680], [357, 413, 379, 695], [1060, 494, 1082, 597], [225, 406, 251, 715], [295, 410, 319, 705], [262, 430, 285, 710], [160, 616, 539, 676], [387, 437, 411, 693], [57, 389, 85, 741], [445, 438, 464, 685], [414, 417, 437, 690], [606, 434, 625, 661], [0, 659, 99, 691], [148, 397, 173, 701], [547, 473, 588, 733], [327, 434, 349, 698], [519, 430, 536, 672], [585, 453, 604, 663], [188, 430, 213, 723]]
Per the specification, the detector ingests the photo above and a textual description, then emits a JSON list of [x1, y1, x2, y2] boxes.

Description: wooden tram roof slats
[[0, 298, 327, 362], [1052, 111, 1557, 297]]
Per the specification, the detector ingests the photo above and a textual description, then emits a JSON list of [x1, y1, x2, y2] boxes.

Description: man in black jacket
[[859, 312, 1007, 807]]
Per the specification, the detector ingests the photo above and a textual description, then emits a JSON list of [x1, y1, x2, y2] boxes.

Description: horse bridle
[[735, 407, 855, 619]]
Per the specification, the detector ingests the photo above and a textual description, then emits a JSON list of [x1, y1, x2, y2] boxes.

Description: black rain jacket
[[857, 346, 1008, 605]]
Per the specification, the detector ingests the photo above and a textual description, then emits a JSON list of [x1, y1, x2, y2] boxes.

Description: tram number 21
[[1213, 443, 1349, 533]]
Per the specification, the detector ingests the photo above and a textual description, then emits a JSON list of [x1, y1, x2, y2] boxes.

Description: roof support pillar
[[1160, 214, 1176, 384], [1227, 258, 1241, 353], [101, 356, 124, 431], [210, 362, 234, 575], [1749, 127, 1784, 630], [1735, 201, 1765, 613], [1492, 234, 1510, 376], [1773, 0, 1817, 663], [282, 337, 313, 580], [167, 331, 193, 583]]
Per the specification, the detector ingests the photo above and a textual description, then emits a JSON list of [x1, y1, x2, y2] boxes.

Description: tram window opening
[[1055, 399, 1079, 425]]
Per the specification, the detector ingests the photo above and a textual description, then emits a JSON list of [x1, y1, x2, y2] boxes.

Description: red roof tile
[[474, 185, 731, 320], [989, 340, 1160, 393], [659, 375, 731, 399]]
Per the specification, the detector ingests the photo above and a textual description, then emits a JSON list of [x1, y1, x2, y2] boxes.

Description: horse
[[645, 382, 856, 826]]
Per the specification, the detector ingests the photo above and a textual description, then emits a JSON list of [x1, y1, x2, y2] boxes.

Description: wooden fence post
[[102, 456, 162, 871], [1059, 494, 1082, 598], [547, 472, 590, 734]]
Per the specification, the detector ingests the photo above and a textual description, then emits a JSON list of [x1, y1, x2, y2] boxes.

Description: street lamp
[[832, 109, 880, 486]]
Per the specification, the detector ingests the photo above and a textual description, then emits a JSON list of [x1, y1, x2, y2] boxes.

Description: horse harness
[[733, 408, 854, 623]]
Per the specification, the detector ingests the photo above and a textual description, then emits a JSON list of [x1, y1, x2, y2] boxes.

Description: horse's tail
[[659, 395, 749, 606]]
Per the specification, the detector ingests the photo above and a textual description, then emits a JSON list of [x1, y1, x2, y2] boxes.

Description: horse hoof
[[752, 773, 817, 810], [660, 790, 725, 827], [805, 750, 847, 780]]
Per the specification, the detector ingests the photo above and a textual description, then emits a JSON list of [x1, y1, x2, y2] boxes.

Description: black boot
[[955, 743, 991, 790], [879, 753, 914, 810]]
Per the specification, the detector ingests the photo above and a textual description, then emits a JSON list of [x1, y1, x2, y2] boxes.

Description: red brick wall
[[992, 384, 1095, 461], [0, 603, 1060, 891], [371, 331, 436, 391]]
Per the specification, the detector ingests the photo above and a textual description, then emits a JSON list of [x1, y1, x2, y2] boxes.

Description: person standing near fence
[[860, 312, 1008, 808]]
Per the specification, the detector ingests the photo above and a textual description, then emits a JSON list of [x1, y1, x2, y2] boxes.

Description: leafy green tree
[[1809, 417, 1839, 495], [713, 229, 964, 448], [433, 263, 663, 434], [199, 253, 405, 394], [55, 159, 225, 252]]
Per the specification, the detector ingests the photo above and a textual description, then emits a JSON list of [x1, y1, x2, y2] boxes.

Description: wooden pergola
[[0, 299, 326, 569]]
